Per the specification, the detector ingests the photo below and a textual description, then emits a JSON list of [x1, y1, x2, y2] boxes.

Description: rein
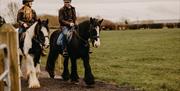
[[74, 30, 89, 47], [69, 26, 89, 47]]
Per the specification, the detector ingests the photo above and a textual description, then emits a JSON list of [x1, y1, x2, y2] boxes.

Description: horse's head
[[89, 17, 103, 48], [34, 19, 50, 48]]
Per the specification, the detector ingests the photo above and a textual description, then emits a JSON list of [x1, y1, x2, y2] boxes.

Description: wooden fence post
[[0, 24, 20, 91]]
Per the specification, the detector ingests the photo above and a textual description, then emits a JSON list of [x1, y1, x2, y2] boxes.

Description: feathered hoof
[[28, 83, 40, 88], [28, 79, 41, 88], [28, 73, 41, 88]]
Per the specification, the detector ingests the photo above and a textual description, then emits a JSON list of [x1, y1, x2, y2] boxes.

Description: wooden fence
[[0, 24, 20, 91]]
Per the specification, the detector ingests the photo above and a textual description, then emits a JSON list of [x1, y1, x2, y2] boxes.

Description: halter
[[35, 19, 49, 48]]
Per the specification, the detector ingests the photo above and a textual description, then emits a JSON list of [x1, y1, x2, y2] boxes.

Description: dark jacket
[[17, 5, 37, 28], [58, 6, 76, 27]]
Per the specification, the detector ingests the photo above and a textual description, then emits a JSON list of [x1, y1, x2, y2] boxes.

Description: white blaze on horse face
[[41, 27, 49, 48], [94, 26, 101, 48]]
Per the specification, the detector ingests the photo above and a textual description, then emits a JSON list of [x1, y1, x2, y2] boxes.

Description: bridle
[[33, 24, 49, 48], [89, 24, 100, 42]]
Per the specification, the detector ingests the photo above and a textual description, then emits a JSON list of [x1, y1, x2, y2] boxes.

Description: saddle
[[64, 26, 78, 43]]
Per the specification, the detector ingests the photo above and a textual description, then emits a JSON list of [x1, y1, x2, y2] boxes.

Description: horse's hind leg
[[82, 55, 95, 85], [70, 58, 79, 82], [62, 56, 70, 81], [46, 48, 59, 78]]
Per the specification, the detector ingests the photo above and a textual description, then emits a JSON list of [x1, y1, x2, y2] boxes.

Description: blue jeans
[[57, 26, 69, 50], [18, 27, 26, 33]]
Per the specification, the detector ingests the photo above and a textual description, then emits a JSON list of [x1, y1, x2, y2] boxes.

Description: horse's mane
[[26, 22, 38, 37], [78, 19, 90, 32], [27, 22, 37, 31]]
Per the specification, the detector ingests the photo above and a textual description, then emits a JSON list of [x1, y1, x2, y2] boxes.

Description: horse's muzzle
[[43, 44, 50, 49], [93, 38, 100, 48]]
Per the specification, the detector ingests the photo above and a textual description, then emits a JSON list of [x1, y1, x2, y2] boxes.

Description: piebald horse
[[19, 19, 49, 88]]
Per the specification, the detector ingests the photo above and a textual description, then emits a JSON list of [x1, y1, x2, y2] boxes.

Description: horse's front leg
[[62, 56, 70, 81], [34, 53, 42, 77], [70, 57, 79, 83], [46, 48, 59, 78], [82, 54, 95, 85], [25, 54, 40, 88], [35, 63, 41, 77]]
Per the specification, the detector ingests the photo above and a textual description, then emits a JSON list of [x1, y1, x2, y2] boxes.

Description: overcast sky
[[0, 0, 180, 22]]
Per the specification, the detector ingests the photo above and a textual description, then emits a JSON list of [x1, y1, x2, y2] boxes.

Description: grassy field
[[42, 29, 180, 91]]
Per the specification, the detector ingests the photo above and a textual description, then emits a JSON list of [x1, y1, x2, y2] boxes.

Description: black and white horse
[[19, 19, 49, 88], [46, 17, 103, 86]]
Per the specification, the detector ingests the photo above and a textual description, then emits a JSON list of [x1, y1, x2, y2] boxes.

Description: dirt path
[[21, 67, 137, 91]]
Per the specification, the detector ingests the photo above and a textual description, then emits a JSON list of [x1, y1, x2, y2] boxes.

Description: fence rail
[[0, 24, 20, 91]]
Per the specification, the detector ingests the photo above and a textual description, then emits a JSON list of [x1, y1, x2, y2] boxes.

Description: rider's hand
[[69, 23, 74, 27], [23, 23, 28, 28]]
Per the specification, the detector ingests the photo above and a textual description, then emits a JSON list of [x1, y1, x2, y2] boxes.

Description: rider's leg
[[62, 27, 69, 56], [57, 27, 69, 55], [57, 33, 64, 48]]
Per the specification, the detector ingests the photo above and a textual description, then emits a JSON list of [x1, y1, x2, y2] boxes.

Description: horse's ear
[[90, 17, 93, 23], [38, 19, 41, 24], [99, 19, 103, 25]]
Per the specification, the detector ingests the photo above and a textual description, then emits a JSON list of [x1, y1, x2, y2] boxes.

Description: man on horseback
[[17, 0, 37, 52], [57, 0, 77, 56]]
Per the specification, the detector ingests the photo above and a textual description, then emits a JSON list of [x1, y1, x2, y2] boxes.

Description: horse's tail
[[46, 30, 61, 78]]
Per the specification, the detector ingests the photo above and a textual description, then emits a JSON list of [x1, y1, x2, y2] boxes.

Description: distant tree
[[125, 20, 128, 24], [7, 2, 19, 23]]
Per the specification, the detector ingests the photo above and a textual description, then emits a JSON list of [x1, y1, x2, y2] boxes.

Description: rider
[[17, 0, 37, 33], [17, 0, 37, 50], [57, 0, 77, 56]]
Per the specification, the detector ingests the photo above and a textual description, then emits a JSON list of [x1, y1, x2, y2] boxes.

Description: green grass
[[42, 29, 180, 91]]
